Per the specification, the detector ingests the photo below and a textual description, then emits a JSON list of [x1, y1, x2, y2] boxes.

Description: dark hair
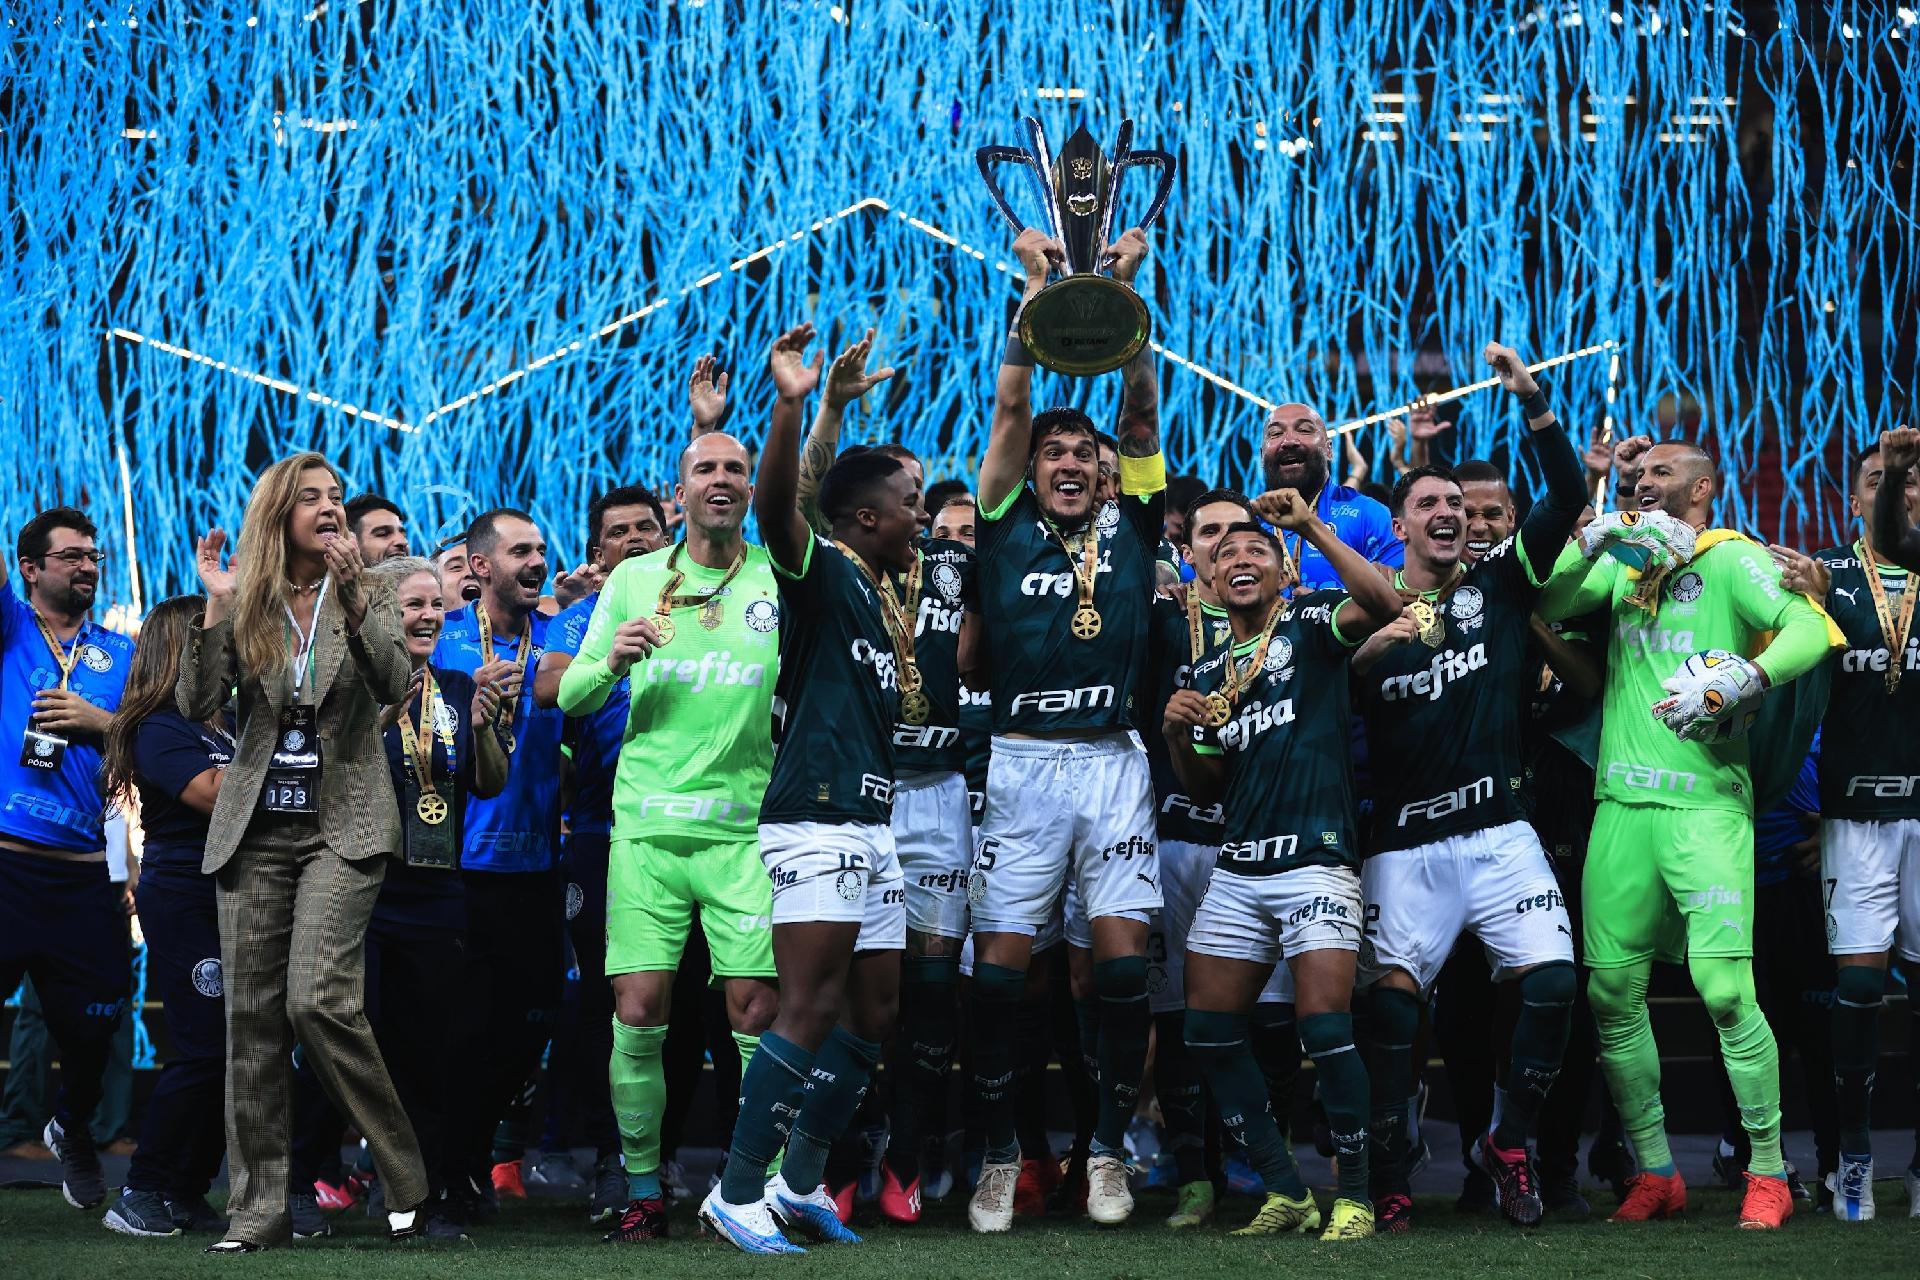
[[923, 478, 970, 514], [17, 506, 97, 563], [937, 491, 977, 513], [1094, 429, 1120, 455], [1389, 465, 1460, 516], [432, 534, 466, 559], [1181, 487, 1257, 543], [101, 595, 207, 807], [1166, 474, 1208, 520], [344, 493, 404, 536], [819, 451, 906, 524], [1358, 480, 1393, 507], [466, 507, 536, 558], [587, 485, 666, 553], [1030, 407, 1098, 453], [1215, 520, 1282, 555], [871, 443, 921, 470]]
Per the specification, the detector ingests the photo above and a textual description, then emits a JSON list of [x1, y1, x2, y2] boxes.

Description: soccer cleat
[[1455, 1165, 1496, 1214], [1738, 1171, 1793, 1230], [526, 1149, 586, 1191], [289, 1191, 332, 1239], [166, 1193, 230, 1234], [969, 1161, 1020, 1233], [1826, 1158, 1874, 1222], [878, 1165, 922, 1224], [1232, 1189, 1322, 1236], [766, 1173, 862, 1244], [1541, 1172, 1590, 1217], [43, 1117, 106, 1210], [698, 1186, 806, 1254], [1165, 1179, 1214, 1229], [103, 1188, 183, 1238], [313, 1176, 358, 1212], [587, 1154, 627, 1224], [1013, 1155, 1062, 1217], [491, 1159, 527, 1200], [601, 1197, 667, 1242], [1375, 1192, 1413, 1234], [1318, 1196, 1375, 1240], [1610, 1169, 1686, 1222], [1473, 1134, 1544, 1227], [1084, 1154, 1133, 1225]]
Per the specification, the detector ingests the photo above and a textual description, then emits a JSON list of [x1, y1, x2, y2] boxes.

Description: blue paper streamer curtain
[[3, 2, 1915, 610]]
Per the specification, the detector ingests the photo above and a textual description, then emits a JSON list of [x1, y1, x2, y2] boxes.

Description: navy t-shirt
[[374, 666, 479, 933], [131, 711, 232, 875]]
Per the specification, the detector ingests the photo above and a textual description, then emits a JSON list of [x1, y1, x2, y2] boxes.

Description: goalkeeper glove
[[1580, 509, 1698, 574], [1651, 652, 1767, 742]]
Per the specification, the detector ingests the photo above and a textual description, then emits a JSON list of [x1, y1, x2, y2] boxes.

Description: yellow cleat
[[1231, 1190, 1322, 1236], [1318, 1197, 1375, 1240]]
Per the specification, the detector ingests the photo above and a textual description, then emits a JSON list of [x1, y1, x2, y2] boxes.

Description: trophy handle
[[976, 145, 1042, 236], [1113, 148, 1178, 236]]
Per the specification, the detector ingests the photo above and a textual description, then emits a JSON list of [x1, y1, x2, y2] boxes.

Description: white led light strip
[[1329, 339, 1622, 437]]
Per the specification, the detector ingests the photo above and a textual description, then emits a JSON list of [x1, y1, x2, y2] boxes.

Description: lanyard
[[841, 542, 921, 693], [654, 542, 747, 637], [1858, 539, 1915, 694], [399, 668, 456, 796], [30, 611, 82, 692], [475, 603, 531, 753], [282, 577, 330, 702]]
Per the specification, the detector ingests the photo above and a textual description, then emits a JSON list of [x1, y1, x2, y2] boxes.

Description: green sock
[[731, 1030, 780, 1175], [1092, 956, 1150, 1158], [1497, 964, 1576, 1149], [1185, 1008, 1307, 1198], [1718, 1007, 1784, 1177], [720, 1031, 812, 1203], [1590, 962, 1674, 1175], [1300, 1012, 1369, 1205], [610, 1019, 667, 1198], [782, 1027, 882, 1193]]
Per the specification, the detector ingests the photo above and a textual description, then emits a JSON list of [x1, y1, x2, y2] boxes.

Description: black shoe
[[43, 1118, 106, 1210], [1711, 1146, 1748, 1191], [1473, 1134, 1544, 1228], [1541, 1172, 1590, 1217], [388, 1209, 425, 1241], [206, 1239, 269, 1254], [426, 1212, 473, 1243], [1784, 1160, 1812, 1203], [166, 1193, 231, 1234], [1455, 1165, 1497, 1215], [103, 1188, 182, 1237], [1587, 1137, 1631, 1202], [589, 1154, 627, 1224], [289, 1191, 332, 1239], [601, 1196, 668, 1242]]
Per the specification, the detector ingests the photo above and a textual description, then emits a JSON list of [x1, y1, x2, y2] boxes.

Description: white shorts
[[759, 821, 906, 953], [1147, 840, 1215, 1013], [1360, 821, 1573, 991], [969, 732, 1159, 935], [1188, 864, 1364, 970], [1822, 817, 1920, 962], [892, 770, 972, 940], [958, 891, 1065, 978]]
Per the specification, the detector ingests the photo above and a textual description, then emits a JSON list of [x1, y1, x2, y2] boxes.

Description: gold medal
[[699, 598, 723, 630], [652, 613, 676, 646], [654, 545, 746, 643], [1204, 691, 1234, 728], [901, 689, 931, 724], [416, 791, 449, 825], [1408, 598, 1443, 647], [1071, 606, 1103, 640]]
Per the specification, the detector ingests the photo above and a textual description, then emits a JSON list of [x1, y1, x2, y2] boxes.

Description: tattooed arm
[[1107, 228, 1159, 462]]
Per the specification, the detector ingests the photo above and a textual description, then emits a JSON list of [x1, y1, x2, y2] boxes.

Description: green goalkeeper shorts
[[605, 832, 775, 980], [1582, 801, 1756, 969]]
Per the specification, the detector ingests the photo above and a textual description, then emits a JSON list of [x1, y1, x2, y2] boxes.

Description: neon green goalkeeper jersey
[[1539, 531, 1841, 816], [557, 542, 781, 843]]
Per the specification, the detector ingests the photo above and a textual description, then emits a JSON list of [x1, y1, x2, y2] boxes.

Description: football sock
[[720, 1031, 812, 1204], [731, 1030, 780, 1175], [1301, 1011, 1370, 1205], [1691, 955, 1784, 1178], [782, 1026, 882, 1195], [1496, 963, 1576, 1149], [1092, 956, 1151, 1158], [1074, 995, 1102, 1081], [1832, 964, 1885, 1157], [1185, 1008, 1307, 1198], [1014, 993, 1055, 1162], [609, 1019, 668, 1199], [1366, 985, 1421, 1195], [1588, 961, 1674, 1175], [1250, 1001, 1300, 1138], [1153, 1009, 1207, 1185], [971, 963, 1026, 1165], [886, 955, 959, 1180]]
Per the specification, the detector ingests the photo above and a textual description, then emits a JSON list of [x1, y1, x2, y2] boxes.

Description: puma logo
[[1834, 587, 1859, 605]]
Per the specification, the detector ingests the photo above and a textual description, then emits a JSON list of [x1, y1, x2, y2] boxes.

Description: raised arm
[[1107, 228, 1158, 464], [796, 328, 898, 531], [179, 529, 239, 719], [756, 322, 826, 575], [978, 230, 1064, 514], [688, 353, 730, 439], [1484, 341, 1588, 576], [1254, 488, 1401, 639], [1872, 427, 1920, 573]]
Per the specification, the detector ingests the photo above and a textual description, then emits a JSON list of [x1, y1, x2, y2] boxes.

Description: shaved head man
[[1254, 401, 1405, 590]]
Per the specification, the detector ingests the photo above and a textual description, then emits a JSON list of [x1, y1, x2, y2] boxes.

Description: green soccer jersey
[[556, 542, 780, 843], [1147, 594, 1233, 844], [760, 536, 897, 827], [1189, 591, 1360, 875], [1540, 531, 1841, 816], [977, 486, 1163, 735], [892, 538, 974, 776], [1816, 542, 1920, 819]]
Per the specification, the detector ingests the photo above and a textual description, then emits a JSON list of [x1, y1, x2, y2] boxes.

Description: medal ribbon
[[399, 668, 455, 799], [838, 541, 920, 692], [1185, 590, 1206, 663], [475, 603, 531, 751], [1858, 539, 1916, 694], [1040, 514, 1101, 621], [654, 543, 747, 630], [1217, 597, 1290, 713]]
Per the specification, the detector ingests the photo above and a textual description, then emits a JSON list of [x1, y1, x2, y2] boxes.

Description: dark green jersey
[[978, 486, 1163, 735], [1817, 543, 1920, 819], [761, 537, 896, 826], [961, 677, 991, 825], [1147, 595, 1233, 844], [892, 539, 974, 776], [1190, 591, 1360, 875], [1357, 537, 1546, 854]]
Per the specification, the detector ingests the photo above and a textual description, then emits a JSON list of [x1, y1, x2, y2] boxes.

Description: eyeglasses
[[40, 549, 108, 567]]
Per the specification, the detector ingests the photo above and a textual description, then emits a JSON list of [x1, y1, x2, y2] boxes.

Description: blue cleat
[[765, 1172, 862, 1244], [698, 1187, 806, 1255]]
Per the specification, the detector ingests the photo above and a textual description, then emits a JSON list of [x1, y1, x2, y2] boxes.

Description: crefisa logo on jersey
[[1263, 636, 1293, 675], [931, 562, 963, 605], [1670, 571, 1705, 604], [744, 599, 779, 633], [192, 958, 224, 998]]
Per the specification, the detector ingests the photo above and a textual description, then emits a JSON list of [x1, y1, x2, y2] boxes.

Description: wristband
[[1519, 386, 1550, 421], [1117, 450, 1167, 498], [1002, 332, 1035, 369]]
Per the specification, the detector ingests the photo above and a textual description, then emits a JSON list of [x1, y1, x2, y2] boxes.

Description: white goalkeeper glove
[[1580, 509, 1698, 575], [1651, 652, 1767, 742]]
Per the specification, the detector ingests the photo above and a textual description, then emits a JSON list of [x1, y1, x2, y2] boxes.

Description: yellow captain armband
[[1118, 450, 1167, 498]]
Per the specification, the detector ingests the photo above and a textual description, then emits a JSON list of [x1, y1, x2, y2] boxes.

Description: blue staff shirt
[[549, 592, 626, 837], [1280, 483, 1405, 591]]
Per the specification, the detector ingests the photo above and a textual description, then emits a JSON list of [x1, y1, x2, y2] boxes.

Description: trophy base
[[1018, 275, 1152, 377]]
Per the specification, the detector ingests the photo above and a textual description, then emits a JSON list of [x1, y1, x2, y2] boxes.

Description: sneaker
[[1710, 1142, 1747, 1190], [698, 1186, 805, 1254], [1611, 1169, 1686, 1222], [923, 1163, 954, 1203], [1455, 1165, 1496, 1214], [289, 1191, 332, 1239], [1013, 1156, 1061, 1217], [1737, 1170, 1793, 1230], [491, 1160, 527, 1200], [103, 1188, 182, 1238], [1541, 1172, 1590, 1217], [527, 1149, 586, 1191], [1319, 1196, 1374, 1240], [1165, 1179, 1213, 1229], [1233, 1188, 1322, 1236], [1785, 1160, 1812, 1203], [878, 1165, 922, 1225], [969, 1161, 1020, 1233], [313, 1177, 357, 1212], [165, 1193, 230, 1234], [387, 1208, 424, 1241], [424, 1213, 472, 1243], [661, 1160, 691, 1206], [1085, 1153, 1133, 1225], [1376, 1192, 1413, 1234], [587, 1155, 626, 1225], [601, 1197, 667, 1243], [766, 1172, 862, 1244], [42, 1118, 106, 1210], [1588, 1136, 1632, 1202], [1826, 1157, 1873, 1222], [1474, 1134, 1543, 1227], [1405, 1137, 1432, 1181]]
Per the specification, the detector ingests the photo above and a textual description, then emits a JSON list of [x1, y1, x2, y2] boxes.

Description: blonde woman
[[178, 452, 426, 1251]]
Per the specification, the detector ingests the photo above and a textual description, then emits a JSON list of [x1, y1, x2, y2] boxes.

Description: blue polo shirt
[[0, 589, 134, 851], [548, 592, 626, 837], [1280, 483, 1404, 591], [432, 604, 563, 874], [130, 710, 231, 874]]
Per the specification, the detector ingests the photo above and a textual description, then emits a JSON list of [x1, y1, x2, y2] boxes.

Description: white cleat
[[1086, 1154, 1135, 1225], [699, 1187, 806, 1254], [968, 1162, 1020, 1233], [764, 1172, 861, 1243], [1827, 1158, 1875, 1222]]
